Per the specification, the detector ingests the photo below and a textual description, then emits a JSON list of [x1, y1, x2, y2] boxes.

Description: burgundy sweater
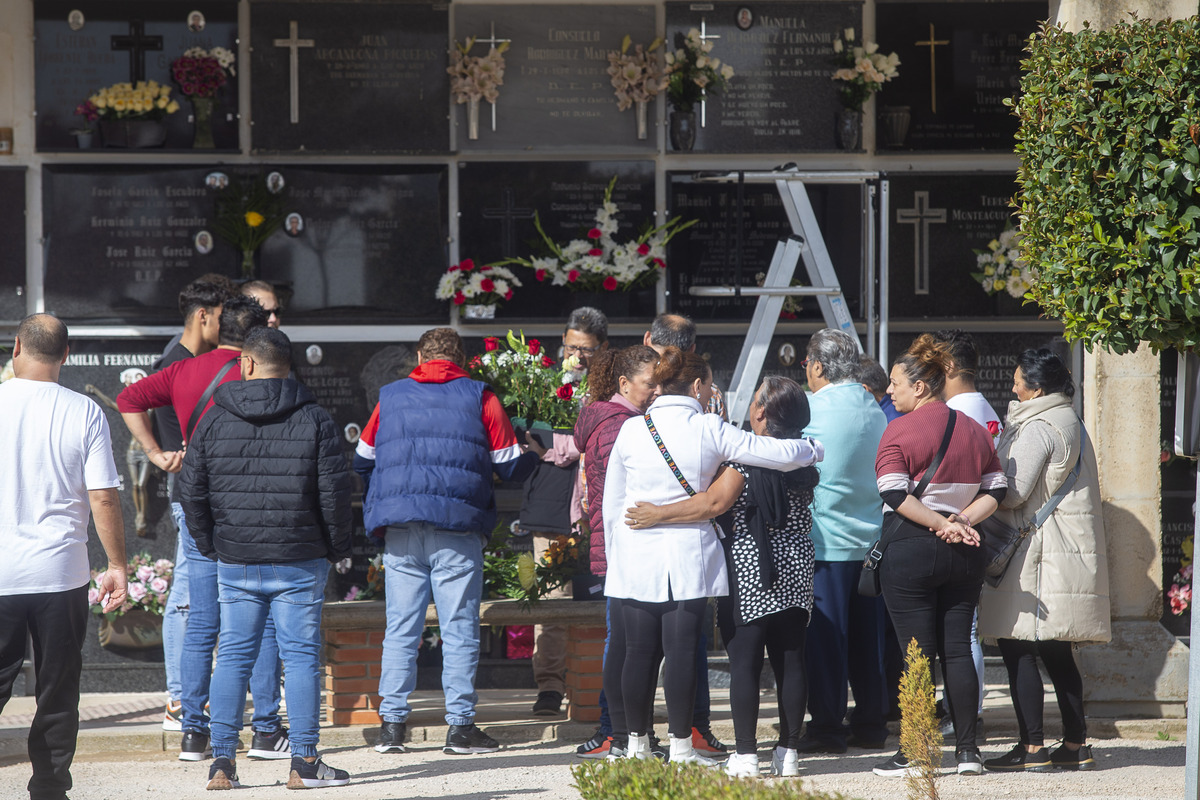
[[573, 396, 640, 576]]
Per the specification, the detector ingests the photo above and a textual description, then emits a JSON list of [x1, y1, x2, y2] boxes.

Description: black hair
[[243, 327, 292, 374], [178, 278, 232, 321], [755, 375, 820, 492], [565, 306, 609, 343], [217, 294, 269, 347], [1017, 348, 1075, 398], [933, 329, 981, 379]]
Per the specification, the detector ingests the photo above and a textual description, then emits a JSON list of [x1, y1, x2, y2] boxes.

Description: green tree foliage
[[1014, 17, 1200, 354], [572, 758, 848, 800]]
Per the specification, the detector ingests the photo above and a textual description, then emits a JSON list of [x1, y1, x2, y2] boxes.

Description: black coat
[[179, 377, 353, 564]]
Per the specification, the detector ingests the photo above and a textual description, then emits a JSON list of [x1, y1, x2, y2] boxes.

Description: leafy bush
[[1014, 17, 1200, 354], [572, 758, 850, 800]]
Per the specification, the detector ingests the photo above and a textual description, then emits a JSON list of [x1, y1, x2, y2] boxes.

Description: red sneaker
[[692, 727, 727, 755]]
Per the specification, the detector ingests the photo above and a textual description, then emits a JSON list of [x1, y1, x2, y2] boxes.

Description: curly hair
[[416, 328, 466, 366], [587, 345, 659, 403], [651, 346, 711, 397], [894, 333, 954, 397]]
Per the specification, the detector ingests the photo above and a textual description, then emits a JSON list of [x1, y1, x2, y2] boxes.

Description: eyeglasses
[[800, 358, 810, 369], [261, 307, 281, 317], [563, 344, 598, 356], [236, 355, 256, 366]]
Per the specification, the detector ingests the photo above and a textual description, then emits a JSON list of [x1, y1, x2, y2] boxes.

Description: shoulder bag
[[979, 426, 1087, 588], [185, 358, 238, 443], [858, 409, 957, 597]]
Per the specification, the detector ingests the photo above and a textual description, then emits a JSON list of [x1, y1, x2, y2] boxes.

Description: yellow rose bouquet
[[86, 80, 180, 121]]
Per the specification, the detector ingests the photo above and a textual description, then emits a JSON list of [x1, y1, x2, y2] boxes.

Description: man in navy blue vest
[[355, 328, 536, 756]]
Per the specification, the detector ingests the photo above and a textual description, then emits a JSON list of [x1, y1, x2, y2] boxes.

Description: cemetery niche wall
[[42, 164, 449, 323], [0, 168, 26, 322], [35, 0, 240, 152]]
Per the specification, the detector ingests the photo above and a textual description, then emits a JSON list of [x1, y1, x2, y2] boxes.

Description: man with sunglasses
[[241, 280, 283, 329]]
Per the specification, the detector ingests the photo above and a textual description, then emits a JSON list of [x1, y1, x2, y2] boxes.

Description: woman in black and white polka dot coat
[[626, 376, 819, 780]]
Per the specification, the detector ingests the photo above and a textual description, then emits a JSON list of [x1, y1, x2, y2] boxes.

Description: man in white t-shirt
[[0, 314, 127, 800], [932, 329, 1001, 739]]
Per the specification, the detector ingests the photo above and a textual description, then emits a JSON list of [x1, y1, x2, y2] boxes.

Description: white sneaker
[[771, 746, 800, 777], [668, 733, 721, 767], [625, 733, 653, 760], [725, 752, 759, 778]]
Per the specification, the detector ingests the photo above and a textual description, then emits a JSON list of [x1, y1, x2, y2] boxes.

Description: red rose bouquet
[[469, 330, 584, 429]]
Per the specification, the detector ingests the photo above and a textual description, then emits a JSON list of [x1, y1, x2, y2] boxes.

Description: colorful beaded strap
[[644, 413, 696, 497]]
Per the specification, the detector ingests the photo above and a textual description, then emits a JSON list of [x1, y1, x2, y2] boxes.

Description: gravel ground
[[0, 736, 1184, 800]]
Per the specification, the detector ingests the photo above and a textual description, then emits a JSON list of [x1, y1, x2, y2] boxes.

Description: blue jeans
[[379, 523, 483, 726], [804, 560, 889, 745], [179, 530, 283, 735], [163, 503, 190, 702], [209, 559, 329, 760]]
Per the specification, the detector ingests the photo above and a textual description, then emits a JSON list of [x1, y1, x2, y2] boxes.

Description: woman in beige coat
[[978, 349, 1110, 774]]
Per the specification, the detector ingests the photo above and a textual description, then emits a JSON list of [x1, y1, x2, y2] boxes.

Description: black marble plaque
[[666, 173, 864, 321], [886, 172, 1040, 319], [457, 161, 655, 319], [250, 1, 450, 154], [453, 5, 655, 152], [1159, 351, 1196, 636], [874, 1, 1043, 151], [43, 165, 238, 321], [34, 1, 239, 151], [258, 165, 449, 321], [664, 1, 862, 153], [0, 169, 26, 321]]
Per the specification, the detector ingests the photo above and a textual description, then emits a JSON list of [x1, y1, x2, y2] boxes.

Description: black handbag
[[858, 410, 957, 597], [980, 426, 1087, 588]]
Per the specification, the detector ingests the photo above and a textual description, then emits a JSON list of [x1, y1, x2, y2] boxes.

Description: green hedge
[[571, 759, 851, 800], [1014, 17, 1200, 354]]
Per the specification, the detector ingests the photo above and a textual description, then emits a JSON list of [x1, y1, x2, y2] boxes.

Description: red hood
[[409, 360, 470, 383]]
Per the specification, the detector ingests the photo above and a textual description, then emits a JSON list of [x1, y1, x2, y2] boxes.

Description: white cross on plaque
[[896, 191, 946, 295], [475, 23, 511, 132], [274, 20, 314, 125], [697, 19, 720, 128]]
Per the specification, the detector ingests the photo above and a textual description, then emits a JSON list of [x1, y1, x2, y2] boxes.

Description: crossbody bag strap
[[1027, 424, 1087, 531], [186, 358, 238, 443], [645, 413, 696, 497]]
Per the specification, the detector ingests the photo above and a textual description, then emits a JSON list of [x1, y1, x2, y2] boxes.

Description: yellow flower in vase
[[245, 211, 265, 227]]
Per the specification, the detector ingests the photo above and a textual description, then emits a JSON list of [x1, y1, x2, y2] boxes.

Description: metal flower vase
[[191, 96, 215, 149], [635, 100, 648, 140], [462, 303, 496, 320], [467, 97, 481, 141], [836, 108, 861, 151]]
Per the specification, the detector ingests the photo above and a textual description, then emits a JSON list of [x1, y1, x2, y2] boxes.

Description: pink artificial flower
[[344, 586, 361, 601], [150, 577, 169, 594], [88, 587, 101, 606], [128, 582, 147, 602], [136, 565, 154, 583]]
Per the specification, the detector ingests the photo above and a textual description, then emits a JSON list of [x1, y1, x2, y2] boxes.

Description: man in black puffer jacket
[[179, 327, 353, 791]]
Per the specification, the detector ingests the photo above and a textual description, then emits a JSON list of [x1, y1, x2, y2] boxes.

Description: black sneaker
[[575, 729, 613, 759], [374, 721, 407, 754], [248, 727, 291, 760], [873, 750, 920, 777], [956, 750, 983, 775], [1049, 743, 1096, 771], [648, 733, 668, 761], [287, 756, 350, 789], [796, 735, 847, 754], [444, 723, 500, 755], [532, 690, 564, 716], [847, 734, 888, 750], [983, 743, 1052, 772], [206, 756, 240, 790], [180, 730, 212, 762]]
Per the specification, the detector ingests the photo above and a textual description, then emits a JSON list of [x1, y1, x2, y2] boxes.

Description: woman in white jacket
[[603, 347, 823, 765]]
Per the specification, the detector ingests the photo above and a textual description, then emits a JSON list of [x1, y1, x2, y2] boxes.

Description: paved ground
[[0, 683, 1188, 799]]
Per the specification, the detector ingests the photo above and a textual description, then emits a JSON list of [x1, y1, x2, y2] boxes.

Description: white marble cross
[[475, 23, 511, 132], [896, 191, 946, 295], [698, 18, 720, 128], [274, 20, 314, 124]]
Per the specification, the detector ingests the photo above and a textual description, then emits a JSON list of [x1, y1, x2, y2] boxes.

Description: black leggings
[[621, 597, 707, 738], [997, 638, 1087, 746], [718, 600, 809, 754]]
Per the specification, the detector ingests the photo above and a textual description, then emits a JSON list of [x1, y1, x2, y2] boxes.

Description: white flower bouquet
[[502, 176, 696, 293], [831, 28, 900, 111], [661, 28, 734, 113], [607, 35, 663, 109], [448, 37, 508, 105], [972, 224, 1034, 298]]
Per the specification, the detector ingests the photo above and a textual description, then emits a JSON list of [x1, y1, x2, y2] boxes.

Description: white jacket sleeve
[[708, 417, 824, 470], [602, 431, 630, 553]]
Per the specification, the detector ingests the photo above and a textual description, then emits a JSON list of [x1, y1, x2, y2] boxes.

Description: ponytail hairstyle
[[652, 346, 711, 397], [894, 333, 953, 397], [587, 345, 659, 403]]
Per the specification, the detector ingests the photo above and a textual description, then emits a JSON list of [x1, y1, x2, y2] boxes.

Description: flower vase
[[635, 100, 648, 141], [191, 96, 215, 149], [467, 97, 480, 141], [669, 111, 696, 151], [97, 609, 163, 650], [879, 105, 911, 149], [836, 108, 861, 151], [99, 119, 167, 148], [74, 132, 93, 149], [240, 249, 257, 279], [462, 303, 496, 320]]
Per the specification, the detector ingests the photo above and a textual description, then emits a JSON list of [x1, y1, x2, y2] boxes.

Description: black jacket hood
[[213, 377, 315, 423]]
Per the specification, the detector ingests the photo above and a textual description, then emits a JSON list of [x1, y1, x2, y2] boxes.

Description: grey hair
[[805, 329, 860, 384], [648, 313, 697, 351], [857, 355, 890, 395], [565, 306, 608, 343]]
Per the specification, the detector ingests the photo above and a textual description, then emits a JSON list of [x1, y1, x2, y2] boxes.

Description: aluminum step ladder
[[688, 169, 877, 426]]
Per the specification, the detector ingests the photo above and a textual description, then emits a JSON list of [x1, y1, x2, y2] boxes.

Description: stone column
[[1053, 0, 1196, 719]]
